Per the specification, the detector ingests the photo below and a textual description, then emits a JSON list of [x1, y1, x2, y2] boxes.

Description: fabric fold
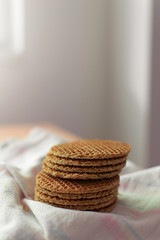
[[0, 127, 160, 240]]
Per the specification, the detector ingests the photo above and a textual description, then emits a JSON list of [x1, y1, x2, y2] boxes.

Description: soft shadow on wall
[[105, 0, 152, 168]]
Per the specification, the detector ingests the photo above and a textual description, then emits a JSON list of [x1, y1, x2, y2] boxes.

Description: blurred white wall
[[0, 0, 152, 167]]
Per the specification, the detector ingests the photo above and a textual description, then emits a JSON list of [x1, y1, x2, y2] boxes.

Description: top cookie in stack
[[42, 139, 131, 180]]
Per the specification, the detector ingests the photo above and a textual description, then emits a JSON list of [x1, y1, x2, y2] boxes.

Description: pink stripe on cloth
[[99, 214, 129, 240], [118, 202, 160, 217]]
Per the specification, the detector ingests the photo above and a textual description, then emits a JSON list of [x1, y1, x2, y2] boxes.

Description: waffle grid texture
[[36, 183, 119, 199], [34, 139, 131, 212], [46, 154, 127, 166], [43, 158, 126, 173], [49, 139, 131, 159]]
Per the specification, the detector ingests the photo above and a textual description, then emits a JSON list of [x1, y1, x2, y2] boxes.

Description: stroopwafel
[[49, 139, 131, 159]]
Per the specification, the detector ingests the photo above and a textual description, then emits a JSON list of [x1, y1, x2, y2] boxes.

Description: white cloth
[[0, 128, 160, 240]]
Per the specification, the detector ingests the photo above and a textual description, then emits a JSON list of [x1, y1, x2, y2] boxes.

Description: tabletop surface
[[0, 123, 79, 142]]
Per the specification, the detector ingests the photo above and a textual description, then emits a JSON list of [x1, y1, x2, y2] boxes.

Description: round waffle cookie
[[43, 158, 126, 173], [35, 186, 118, 206], [49, 139, 131, 159], [36, 171, 120, 194], [35, 192, 117, 211], [42, 163, 120, 180], [36, 183, 119, 200], [35, 194, 117, 212], [46, 153, 127, 167]]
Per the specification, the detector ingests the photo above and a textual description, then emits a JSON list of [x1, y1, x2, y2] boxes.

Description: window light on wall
[[0, 0, 25, 56]]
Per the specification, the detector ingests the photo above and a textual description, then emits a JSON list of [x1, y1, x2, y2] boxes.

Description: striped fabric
[[0, 128, 159, 240]]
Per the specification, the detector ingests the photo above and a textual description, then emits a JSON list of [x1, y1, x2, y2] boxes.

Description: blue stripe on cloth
[[121, 217, 142, 240]]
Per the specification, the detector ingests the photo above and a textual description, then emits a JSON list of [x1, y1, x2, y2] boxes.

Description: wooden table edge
[[0, 123, 80, 142]]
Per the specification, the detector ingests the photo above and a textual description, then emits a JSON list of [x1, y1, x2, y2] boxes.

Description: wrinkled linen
[[0, 128, 160, 240]]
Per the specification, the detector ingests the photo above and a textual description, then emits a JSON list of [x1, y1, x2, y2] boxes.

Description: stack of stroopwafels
[[35, 139, 131, 212]]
